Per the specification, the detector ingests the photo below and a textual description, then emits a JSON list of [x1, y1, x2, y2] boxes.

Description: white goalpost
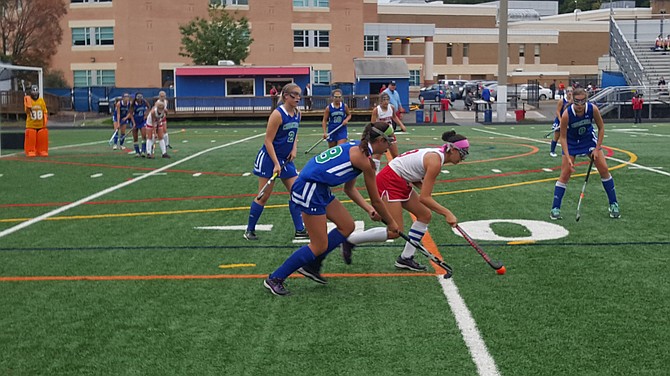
[[0, 63, 44, 156]]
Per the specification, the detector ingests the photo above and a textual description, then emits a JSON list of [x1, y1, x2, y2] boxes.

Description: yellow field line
[[0, 146, 637, 223]]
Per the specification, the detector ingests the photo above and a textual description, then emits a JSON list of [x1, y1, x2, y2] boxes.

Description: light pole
[[496, 0, 509, 123]]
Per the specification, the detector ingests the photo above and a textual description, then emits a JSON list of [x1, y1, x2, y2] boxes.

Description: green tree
[[44, 69, 68, 88], [0, 0, 67, 68], [179, 5, 253, 65]]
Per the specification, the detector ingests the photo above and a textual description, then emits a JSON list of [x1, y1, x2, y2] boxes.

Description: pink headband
[[440, 139, 470, 153]]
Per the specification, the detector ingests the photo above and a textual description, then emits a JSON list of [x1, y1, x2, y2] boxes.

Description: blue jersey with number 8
[[299, 141, 362, 186]]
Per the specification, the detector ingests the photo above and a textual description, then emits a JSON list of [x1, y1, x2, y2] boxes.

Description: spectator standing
[[549, 80, 556, 99], [303, 83, 312, 110], [481, 85, 492, 110], [632, 93, 643, 124], [558, 81, 566, 99], [379, 84, 386, 94], [382, 81, 404, 118]]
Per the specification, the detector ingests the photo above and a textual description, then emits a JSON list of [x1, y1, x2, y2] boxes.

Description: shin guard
[[36, 128, 49, 156]]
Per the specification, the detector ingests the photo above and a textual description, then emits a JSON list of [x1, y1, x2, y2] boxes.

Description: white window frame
[[313, 70, 331, 85], [293, 29, 329, 48], [225, 78, 255, 97], [293, 0, 329, 8], [364, 35, 379, 52], [72, 26, 114, 46]]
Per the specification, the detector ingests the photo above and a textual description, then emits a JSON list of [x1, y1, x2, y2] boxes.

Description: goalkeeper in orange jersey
[[24, 85, 49, 157]]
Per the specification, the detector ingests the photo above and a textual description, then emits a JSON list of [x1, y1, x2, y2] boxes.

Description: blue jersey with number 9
[[299, 141, 362, 186]]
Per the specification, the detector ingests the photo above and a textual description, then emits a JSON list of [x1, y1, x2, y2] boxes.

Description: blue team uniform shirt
[[552, 98, 570, 131], [113, 99, 131, 124], [253, 105, 301, 179], [132, 100, 148, 129], [291, 141, 364, 215], [326, 102, 347, 142], [564, 103, 598, 156]]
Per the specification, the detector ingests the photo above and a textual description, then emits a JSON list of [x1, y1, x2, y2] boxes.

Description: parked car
[[519, 84, 552, 100], [418, 84, 451, 102]]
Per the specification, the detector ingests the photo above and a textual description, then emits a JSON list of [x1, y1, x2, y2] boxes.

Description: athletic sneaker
[[162, 153, 171, 159], [294, 229, 309, 239], [297, 263, 327, 284], [264, 277, 290, 296], [550, 207, 562, 220], [146, 154, 154, 159], [549, 151, 557, 157], [341, 241, 355, 265], [243, 231, 258, 241], [395, 256, 427, 271], [112, 144, 118, 150], [120, 145, 127, 151], [609, 202, 621, 219]]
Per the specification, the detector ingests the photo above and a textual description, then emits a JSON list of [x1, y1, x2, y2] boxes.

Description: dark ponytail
[[442, 130, 467, 143], [361, 122, 391, 157]]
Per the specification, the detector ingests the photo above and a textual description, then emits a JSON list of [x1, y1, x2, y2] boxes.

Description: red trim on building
[[175, 66, 311, 76]]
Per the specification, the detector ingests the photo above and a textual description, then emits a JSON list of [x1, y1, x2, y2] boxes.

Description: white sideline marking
[[192, 173, 202, 177], [471, 128, 670, 177], [0, 139, 113, 159], [439, 277, 501, 376], [195, 225, 273, 231], [0, 134, 265, 239], [90, 173, 103, 178], [40, 173, 54, 179], [491, 169, 502, 173], [242, 172, 251, 176]]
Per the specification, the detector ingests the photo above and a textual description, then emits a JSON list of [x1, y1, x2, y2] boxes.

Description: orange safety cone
[[432, 110, 438, 123], [425, 112, 430, 123]]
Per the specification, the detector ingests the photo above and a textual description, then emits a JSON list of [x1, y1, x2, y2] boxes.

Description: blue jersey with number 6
[[260, 105, 300, 160], [299, 141, 362, 186]]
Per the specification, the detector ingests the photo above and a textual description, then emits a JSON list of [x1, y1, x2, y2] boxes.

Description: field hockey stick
[[108, 129, 118, 145], [256, 160, 287, 200], [543, 130, 555, 138], [304, 122, 347, 154], [388, 223, 453, 278], [455, 225, 506, 274], [575, 155, 595, 222]]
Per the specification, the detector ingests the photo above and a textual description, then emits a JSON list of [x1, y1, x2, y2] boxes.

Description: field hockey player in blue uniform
[[550, 87, 620, 220], [550, 88, 572, 157], [244, 83, 307, 241], [321, 88, 352, 149], [111, 93, 131, 150], [264, 122, 400, 296], [130, 93, 150, 157]]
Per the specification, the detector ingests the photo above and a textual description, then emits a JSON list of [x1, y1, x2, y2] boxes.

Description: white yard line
[[439, 277, 501, 376], [0, 134, 264, 239], [471, 128, 670, 177], [0, 139, 111, 159]]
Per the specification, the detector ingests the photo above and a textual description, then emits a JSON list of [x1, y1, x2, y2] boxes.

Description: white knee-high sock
[[146, 137, 154, 155], [347, 227, 388, 245], [163, 132, 169, 145], [159, 139, 167, 155], [401, 221, 428, 259]]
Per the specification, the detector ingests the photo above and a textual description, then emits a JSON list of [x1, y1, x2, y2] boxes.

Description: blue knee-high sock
[[247, 201, 264, 232], [601, 176, 618, 204], [141, 141, 147, 154], [318, 229, 348, 262], [270, 245, 316, 280], [113, 133, 119, 145], [307, 229, 348, 270], [550, 140, 557, 153], [288, 200, 305, 232], [134, 143, 140, 154], [119, 132, 126, 146], [552, 181, 567, 209]]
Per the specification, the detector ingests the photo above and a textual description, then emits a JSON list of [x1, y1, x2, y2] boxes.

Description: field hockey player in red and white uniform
[[154, 90, 171, 149], [341, 130, 469, 271], [145, 101, 169, 159], [370, 92, 406, 172]]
